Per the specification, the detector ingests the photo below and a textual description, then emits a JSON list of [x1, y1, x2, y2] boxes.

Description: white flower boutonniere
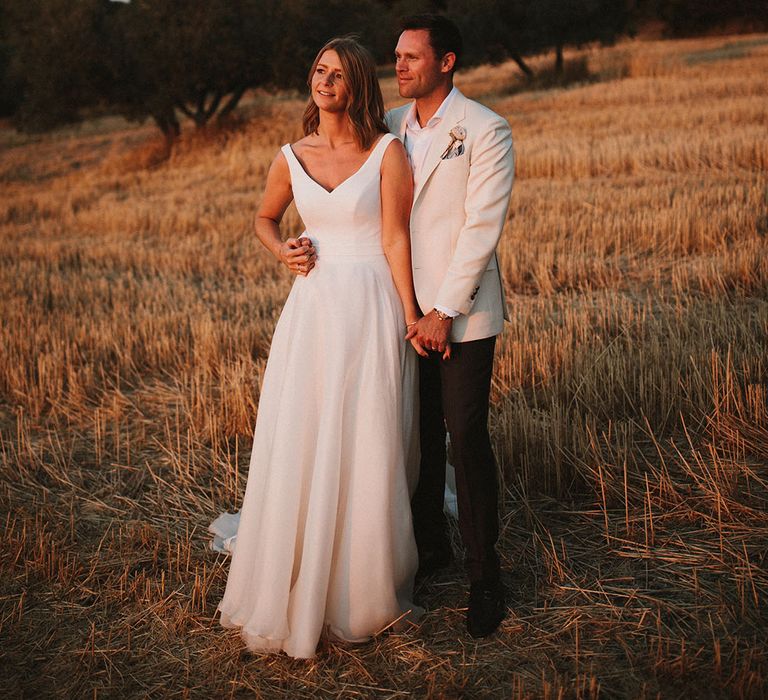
[[441, 125, 466, 160]]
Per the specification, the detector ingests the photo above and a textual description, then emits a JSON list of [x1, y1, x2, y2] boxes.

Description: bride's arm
[[255, 151, 316, 276], [380, 138, 427, 357]]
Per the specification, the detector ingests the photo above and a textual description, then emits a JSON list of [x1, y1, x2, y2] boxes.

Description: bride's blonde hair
[[302, 36, 386, 151]]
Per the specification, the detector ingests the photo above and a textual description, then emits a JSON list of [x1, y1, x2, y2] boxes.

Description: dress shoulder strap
[[372, 132, 398, 159], [280, 143, 303, 186], [280, 143, 295, 167], [364, 133, 398, 175]]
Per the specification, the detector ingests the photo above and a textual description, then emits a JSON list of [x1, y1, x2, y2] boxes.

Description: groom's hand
[[410, 311, 453, 360], [279, 237, 316, 276]]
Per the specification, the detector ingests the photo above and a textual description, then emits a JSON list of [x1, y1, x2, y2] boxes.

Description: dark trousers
[[411, 335, 501, 585]]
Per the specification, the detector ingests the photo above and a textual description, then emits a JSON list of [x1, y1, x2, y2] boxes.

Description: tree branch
[[202, 90, 224, 122], [510, 52, 534, 80], [217, 86, 248, 122], [177, 102, 195, 120]]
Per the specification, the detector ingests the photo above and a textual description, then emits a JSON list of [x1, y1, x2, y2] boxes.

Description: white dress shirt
[[403, 86, 461, 319]]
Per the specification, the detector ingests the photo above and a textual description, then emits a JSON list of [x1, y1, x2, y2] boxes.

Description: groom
[[386, 14, 515, 638]]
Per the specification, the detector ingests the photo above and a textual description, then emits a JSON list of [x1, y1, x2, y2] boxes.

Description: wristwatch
[[433, 308, 451, 322]]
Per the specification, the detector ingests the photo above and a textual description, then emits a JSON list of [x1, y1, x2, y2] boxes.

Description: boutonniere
[[441, 125, 466, 160]]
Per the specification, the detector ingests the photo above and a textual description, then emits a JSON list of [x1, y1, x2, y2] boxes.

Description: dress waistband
[[310, 241, 385, 258]]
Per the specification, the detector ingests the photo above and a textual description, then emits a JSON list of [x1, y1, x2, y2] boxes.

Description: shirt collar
[[405, 85, 459, 132]]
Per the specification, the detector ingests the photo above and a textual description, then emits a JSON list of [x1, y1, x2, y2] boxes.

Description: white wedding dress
[[208, 133, 424, 659]]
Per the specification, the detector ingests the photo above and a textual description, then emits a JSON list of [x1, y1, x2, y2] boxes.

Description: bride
[[208, 36, 427, 659]]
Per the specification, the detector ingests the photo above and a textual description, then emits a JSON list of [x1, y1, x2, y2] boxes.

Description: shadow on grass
[[491, 56, 608, 100], [684, 36, 768, 65]]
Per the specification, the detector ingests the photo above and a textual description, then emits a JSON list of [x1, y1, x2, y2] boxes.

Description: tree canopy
[[1, 0, 763, 140], [3, 0, 386, 140]]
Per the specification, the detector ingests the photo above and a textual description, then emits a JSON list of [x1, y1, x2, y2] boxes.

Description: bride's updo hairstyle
[[302, 36, 387, 151]]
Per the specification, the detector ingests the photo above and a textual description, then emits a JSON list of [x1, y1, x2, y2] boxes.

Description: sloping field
[[1, 34, 767, 698]]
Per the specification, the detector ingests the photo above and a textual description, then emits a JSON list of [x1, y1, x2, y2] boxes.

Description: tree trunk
[[178, 94, 207, 128], [179, 90, 227, 129], [510, 52, 534, 80], [153, 108, 180, 145], [555, 43, 564, 75]]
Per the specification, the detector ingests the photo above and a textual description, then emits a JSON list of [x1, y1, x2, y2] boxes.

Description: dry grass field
[[1, 33, 767, 698]]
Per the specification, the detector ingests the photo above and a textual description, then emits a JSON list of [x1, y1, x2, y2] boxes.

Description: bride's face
[[311, 50, 349, 113]]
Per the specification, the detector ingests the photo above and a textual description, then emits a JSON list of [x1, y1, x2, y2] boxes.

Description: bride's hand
[[405, 317, 452, 359], [405, 322, 428, 357], [279, 237, 316, 276]]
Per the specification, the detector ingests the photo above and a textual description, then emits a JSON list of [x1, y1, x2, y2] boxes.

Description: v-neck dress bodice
[[209, 131, 422, 659], [281, 133, 396, 257]]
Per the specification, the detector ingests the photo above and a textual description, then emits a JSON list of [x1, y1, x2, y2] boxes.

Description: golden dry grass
[[1, 34, 767, 698]]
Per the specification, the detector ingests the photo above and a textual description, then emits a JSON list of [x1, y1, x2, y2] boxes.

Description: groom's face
[[395, 29, 449, 100]]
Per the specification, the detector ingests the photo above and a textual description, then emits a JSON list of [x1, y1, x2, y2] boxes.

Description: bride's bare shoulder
[[289, 134, 319, 158], [263, 147, 291, 189]]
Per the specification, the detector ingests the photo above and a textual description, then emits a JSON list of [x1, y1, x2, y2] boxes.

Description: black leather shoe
[[415, 548, 454, 580], [466, 581, 506, 638]]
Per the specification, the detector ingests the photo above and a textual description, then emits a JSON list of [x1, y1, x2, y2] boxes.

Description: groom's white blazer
[[386, 88, 515, 343]]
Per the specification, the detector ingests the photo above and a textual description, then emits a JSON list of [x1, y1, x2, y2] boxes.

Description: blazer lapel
[[413, 90, 468, 204]]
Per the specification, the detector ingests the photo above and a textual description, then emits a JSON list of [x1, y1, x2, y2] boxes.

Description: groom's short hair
[[399, 13, 463, 70]]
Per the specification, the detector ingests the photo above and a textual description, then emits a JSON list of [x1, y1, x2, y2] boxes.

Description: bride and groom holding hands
[[208, 13, 515, 659]]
